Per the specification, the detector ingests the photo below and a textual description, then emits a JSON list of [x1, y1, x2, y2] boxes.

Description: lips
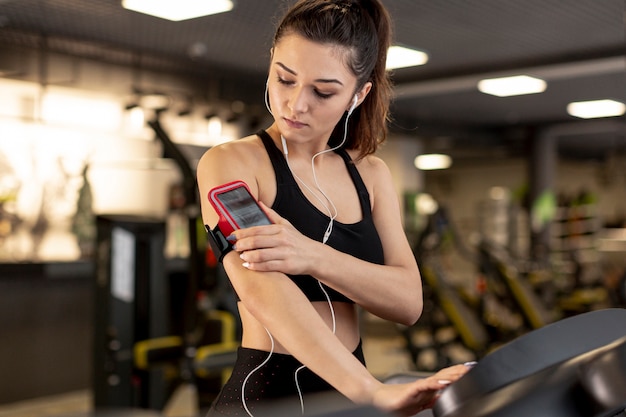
[[284, 117, 307, 129]]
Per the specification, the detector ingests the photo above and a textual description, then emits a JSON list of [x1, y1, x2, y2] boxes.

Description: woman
[[196, 1, 469, 415]]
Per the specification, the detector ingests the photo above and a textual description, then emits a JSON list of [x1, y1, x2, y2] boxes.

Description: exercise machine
[[92, 116, 239, 412], [433, 308, 626, 417], [477, 238, 557, 332], [401, 205, 490, 371]]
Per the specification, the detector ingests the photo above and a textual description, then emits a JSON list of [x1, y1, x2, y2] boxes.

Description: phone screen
[[217, 186, 271, 229]]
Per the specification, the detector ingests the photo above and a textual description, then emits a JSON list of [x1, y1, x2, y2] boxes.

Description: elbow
[[398, 286, 423, 326], [399, 302, 423, 326]]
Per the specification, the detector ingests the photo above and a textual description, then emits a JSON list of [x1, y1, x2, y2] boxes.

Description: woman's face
[[268, 33, 363, 145]]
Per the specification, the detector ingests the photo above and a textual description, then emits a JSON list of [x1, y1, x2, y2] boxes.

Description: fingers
[[373, 365, 477, 417], [241, 258, 285, 271], [423, 363, 475, 397], [233, 233, 278, 252], [436, 363, 472, 377], [374, 380, 442, 416], [415, 376, 453, 391], [239, 248, 288, 270], [258, 201, 289, 225], [229, 225, 282, 249]]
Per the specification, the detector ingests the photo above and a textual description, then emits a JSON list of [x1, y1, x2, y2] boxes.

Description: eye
[[277, 76, 293, 86], [275, 74, 334, 100], [314, 90, 333, 100]]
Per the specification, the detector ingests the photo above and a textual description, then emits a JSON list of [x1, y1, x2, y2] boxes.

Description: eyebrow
[[275, 62, 344, 86]]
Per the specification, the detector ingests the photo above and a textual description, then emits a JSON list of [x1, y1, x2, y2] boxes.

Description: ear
[[350, 81, 373, 111]]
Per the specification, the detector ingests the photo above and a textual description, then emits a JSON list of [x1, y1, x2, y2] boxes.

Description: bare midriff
[[237, 301, 360, 354]]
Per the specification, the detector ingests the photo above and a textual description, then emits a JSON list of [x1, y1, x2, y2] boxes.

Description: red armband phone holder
[[205, 180, 271, 262]]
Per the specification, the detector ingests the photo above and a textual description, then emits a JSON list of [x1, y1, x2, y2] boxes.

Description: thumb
[[258, 201, 290, 225]]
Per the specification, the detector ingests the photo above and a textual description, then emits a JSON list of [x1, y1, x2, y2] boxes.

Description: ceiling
[[0, 0, 624, 161]]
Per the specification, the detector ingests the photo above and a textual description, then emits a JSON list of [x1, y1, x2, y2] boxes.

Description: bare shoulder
[[197, 134, 270, 224], [349, 152, 393, 188], [197, 134, 265, 184], [198, 134, 263, 169], [347, 152, 397, 216]]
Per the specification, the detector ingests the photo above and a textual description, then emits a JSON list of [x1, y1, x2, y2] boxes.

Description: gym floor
[[0, 313, 417, 417]]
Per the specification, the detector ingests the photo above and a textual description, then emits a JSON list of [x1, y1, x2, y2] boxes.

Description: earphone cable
[[241, 327, 275, 417], [294, 272, 337, 414], [266, 88, 354, 415]]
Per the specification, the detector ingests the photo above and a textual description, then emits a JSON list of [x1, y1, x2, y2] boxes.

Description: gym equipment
[[93, 215, 173, 409], [433, 308, 626, 417], [401, 205, 494, 370], [401, 259, 489, 370], [477, 238, 557, 331], [579, 335, 626, 413], [148, 116, 203, 353], [92, 117, 240, 412]]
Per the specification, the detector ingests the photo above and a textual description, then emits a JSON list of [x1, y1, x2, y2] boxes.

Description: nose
[[288, 87, 308, 114]]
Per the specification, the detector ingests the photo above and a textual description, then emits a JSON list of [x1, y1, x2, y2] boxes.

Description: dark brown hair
[[273, 0, 393, 160]]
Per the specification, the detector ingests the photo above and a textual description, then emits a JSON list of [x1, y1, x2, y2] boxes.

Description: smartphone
[[208, 180, 272, 237]]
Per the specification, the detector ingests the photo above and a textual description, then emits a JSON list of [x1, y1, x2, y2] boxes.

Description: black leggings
[[206, 341, 365, 416]]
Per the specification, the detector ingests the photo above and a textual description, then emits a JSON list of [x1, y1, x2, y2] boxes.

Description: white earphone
[[246, 88, 357, 417], [264, 78, 272, 115], [280, 93, 359, 244], [348, 94, 358, 115]]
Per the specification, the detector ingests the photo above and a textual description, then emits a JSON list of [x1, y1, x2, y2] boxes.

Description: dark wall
[[0, 263, 93, 404]]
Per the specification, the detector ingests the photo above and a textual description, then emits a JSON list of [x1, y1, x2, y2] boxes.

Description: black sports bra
[[254, 130, 385, 303]]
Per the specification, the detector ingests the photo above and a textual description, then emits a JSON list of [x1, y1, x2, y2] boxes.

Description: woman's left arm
[[234, 156, 423, 325], [313, 156, 422, 324]]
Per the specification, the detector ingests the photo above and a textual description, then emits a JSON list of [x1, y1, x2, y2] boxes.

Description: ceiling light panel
[[478, 75, 547, 97], [386, 46, 429, 70], [122, 0, 234, 21], [567, 99, 626, 119]]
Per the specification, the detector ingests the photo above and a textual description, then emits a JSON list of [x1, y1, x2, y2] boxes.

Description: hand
[[230, 202, 319, 275], [372, 364, 470, 416]]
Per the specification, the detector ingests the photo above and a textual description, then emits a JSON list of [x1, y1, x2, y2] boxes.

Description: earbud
[[264, 78, 273, 116], [281, 134, 288, 156], [348, 94, 358, 116]]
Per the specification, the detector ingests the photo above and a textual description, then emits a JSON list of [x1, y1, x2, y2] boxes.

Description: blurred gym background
[[0, 1, 624, 415]]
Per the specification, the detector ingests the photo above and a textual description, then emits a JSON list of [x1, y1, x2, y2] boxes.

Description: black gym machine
[[92, 114, 239, 413]]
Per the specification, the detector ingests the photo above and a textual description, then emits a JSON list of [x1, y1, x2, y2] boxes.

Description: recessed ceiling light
[[122, 0, 234, 21], [477, 75, 547, 97], [414, 154, 452, 170], [567, 99, 626, 119], [386, 46, 429, 70]]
